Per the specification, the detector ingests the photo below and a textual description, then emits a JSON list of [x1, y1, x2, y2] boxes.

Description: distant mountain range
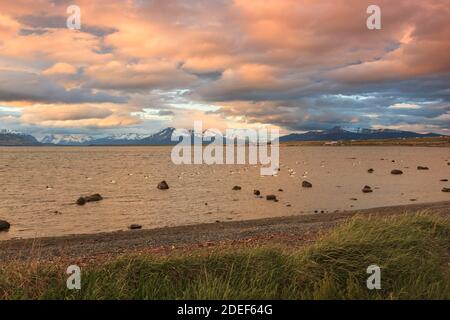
[[0, 127, 444, 146], [40, 133, 152, 146], [279, 126, 442, 142]]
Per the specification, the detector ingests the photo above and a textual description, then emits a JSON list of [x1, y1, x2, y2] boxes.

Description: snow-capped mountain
[[88, 133, 151, 145], [39, 134, 94, 145], [40, 133, 150, 145], [0, 129, 22, 135], [138, 127, 178, 145], [107, 133, 150, 141], [0, 130, 41, 146], [138, 127, 219, 145]]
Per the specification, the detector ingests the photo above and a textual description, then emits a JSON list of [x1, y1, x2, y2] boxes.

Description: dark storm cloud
[[0, 70, 127, 104], [214, 71, 450, 132]]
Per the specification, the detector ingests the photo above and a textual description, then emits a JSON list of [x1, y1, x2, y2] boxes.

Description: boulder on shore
[[302, 181, 313, 188], [442, 188, 450, 193], [391, 170, 403, 175], [129, 224, 142, 230], [367, 168, 374, 173], [232, 186, 242, 191], [266, 195, 278, 201], [157, 180, 169, 190], [417, 166, 429, 170], [0, 220, 10, 231], [362, 185, 373, 193], [253, 190, 261, 196]]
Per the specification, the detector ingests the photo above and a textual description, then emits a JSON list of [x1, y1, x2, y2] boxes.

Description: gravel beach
[[1, 201, 449, 262]]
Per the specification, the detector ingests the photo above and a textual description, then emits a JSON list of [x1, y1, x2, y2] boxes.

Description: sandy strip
[[0, 201, 449, 262]]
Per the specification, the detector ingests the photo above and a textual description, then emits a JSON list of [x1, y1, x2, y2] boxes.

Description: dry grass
[[0, 213, 449, 300]]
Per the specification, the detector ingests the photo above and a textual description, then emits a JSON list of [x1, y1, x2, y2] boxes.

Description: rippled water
[[0, 146, 449, 240]]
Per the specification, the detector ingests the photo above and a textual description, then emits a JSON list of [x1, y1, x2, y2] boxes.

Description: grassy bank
[[0, 213, 449, 300]]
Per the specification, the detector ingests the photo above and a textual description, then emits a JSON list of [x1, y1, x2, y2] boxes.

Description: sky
[[0, 0, 449, 137]]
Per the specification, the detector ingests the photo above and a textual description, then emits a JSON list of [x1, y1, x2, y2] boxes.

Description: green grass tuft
[[0, 213, 449, 300]]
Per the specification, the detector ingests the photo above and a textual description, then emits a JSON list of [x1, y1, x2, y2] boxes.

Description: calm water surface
[[0, 146, 449, 240]]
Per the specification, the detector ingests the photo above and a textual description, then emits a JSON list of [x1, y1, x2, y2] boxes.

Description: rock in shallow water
[[85, 194, 103, 202], [0, 220, 10, 231], [157, 180, 169, 190], [76, 194, 103, 205], [302, 181, 313, 188]]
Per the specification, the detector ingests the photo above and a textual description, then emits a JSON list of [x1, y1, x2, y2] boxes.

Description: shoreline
[[1, 201, 449, 262], [1, 136, 450, 148]]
